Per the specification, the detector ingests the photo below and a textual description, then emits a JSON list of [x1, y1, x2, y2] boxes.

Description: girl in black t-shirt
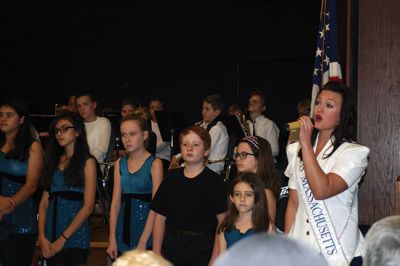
[[151, 126, 227, 266]]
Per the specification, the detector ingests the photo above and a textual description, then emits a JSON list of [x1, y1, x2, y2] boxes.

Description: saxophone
[[236, 113, 251, 137]]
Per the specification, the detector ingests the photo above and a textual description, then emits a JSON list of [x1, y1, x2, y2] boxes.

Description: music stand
[[155, 110, 187, 158]]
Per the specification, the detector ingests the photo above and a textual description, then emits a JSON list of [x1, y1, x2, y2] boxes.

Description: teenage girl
[[217, 172, 270, 253], [107, 114, 163, 259], [38, 111, 97, 266], [0, 98, 44, 266], [235, 136, 280, 227]]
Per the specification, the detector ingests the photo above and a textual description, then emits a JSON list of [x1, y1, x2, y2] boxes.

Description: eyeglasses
[[234, 151, 256, 160], [55, 126, 75, 134]]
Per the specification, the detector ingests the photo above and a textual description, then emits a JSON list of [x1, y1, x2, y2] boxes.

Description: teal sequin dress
[[116, 155, 154, 252], [0, 152, 37, 241], [224, 226, 254, 248], [44, 169, 89, 250]]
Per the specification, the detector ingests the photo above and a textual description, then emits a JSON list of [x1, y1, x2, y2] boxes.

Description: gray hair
[[214, 233, 328, 266], [363, 215, 400, 266]]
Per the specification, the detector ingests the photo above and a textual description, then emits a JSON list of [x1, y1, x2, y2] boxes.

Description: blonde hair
[[112, 249, 172, 266]]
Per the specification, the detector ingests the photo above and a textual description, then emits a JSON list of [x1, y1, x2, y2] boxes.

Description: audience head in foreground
[[214, 233, 328, 266], [363, 215, 400, 266], [112, 249, 172, 266]]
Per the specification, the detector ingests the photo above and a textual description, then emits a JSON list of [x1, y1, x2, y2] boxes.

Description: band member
[[284, 81, 369, 266], [76, 91, 111, 164], [0, 98, 44, 266], [247, 91, 279, 159]]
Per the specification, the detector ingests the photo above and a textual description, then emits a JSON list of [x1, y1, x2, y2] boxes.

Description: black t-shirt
[[150, 167, 227, 234]]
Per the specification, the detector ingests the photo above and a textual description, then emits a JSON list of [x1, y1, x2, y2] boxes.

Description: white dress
[[285, 137, 369, 266]]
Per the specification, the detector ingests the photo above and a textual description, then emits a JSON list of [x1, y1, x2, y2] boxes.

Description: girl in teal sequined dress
[[38, 111, 97, 266], [0, 98, 44, 266], [107, 114, 163, 260], [217, 172, 270, 254]]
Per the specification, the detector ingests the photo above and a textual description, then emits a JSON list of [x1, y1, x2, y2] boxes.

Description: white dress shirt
[[85, 116, 111, 163], [247, 114, 280, 157]]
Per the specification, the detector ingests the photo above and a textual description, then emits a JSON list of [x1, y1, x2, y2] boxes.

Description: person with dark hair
[[0, 98, 44, 266], [76, 91, 111, 164], [227, 104, 243, 116], [235, 136, 280, 228], [151, 126, 227, 266], [107, 114, 163, 259], [67, 94, 77, 113], [247, 91, 280, 160], [217, 172, 270, 254], [284, 81, 370, 266], [120, 98, 140, 118], [37, 111, 96, 266], [149, 98, 171, 172], [197, 94, 229, 174]]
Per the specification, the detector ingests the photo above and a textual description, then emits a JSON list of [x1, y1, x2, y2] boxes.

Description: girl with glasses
[[38, 111, 96, 266], [217, 172, 269, 254], [0, 98, 44, 266], [235, 136, 280, 230]]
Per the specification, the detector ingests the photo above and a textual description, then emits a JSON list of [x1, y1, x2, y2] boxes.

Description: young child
[[217, 172, 270, 253], [151, 126, 227, 266], [107, 114, 163, 259], [38, 111, 96, 266], [235, 136, 280, 227]]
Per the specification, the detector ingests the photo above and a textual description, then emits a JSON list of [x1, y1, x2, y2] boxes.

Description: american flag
[[310, 0, 342, 116]]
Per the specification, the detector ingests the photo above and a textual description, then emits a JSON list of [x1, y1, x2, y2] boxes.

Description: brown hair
[[239, 136, 280, 199], [249, 90, 267, 107], [218, 172, 270, 233]]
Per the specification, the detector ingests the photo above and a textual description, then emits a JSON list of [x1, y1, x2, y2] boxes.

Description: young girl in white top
[[217, 172, 269, 254]]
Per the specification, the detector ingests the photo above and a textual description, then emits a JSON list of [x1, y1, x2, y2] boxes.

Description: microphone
[[285, 118, 314, 131]]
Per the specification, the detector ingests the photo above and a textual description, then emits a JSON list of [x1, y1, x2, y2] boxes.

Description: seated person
[[247, 91, 279, 160], [149, 98, 171, 172], [76, 91, 111, 164]]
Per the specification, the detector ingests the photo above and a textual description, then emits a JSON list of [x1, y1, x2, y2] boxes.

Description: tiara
[[241, 136, 259, 150]]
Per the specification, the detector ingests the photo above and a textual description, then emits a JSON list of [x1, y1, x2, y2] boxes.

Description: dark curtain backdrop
[[1, 2, 321, 128]]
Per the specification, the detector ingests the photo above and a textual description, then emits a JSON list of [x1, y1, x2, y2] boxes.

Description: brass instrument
[[236, 113, 251, 137]]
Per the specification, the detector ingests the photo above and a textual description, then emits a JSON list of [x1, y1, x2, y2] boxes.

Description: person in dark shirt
[[151, 126, 227, 266]]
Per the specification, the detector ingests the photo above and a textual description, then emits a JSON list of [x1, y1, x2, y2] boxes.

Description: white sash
[[295, 174, 349, 265]]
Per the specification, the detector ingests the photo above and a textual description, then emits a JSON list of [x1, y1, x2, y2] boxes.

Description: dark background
[[1, 1, 321, 129]]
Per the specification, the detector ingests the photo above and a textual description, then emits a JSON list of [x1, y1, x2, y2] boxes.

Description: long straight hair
[[218, 172, 270, 234], [239, 136, 281, 199], [43, 111, 92, 188], [0, 98, 34, 161]]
